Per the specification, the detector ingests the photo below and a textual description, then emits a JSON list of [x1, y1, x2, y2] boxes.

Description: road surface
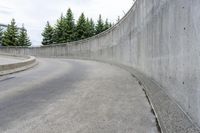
[[0, 58, 158, 133]]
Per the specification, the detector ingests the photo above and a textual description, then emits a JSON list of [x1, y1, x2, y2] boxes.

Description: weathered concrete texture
[[0, 58, 158, 133], [0, 54, 37, 76], [0, 55, 25, 65], [0, 0, 200, 132], [107, 62, 200, 133]]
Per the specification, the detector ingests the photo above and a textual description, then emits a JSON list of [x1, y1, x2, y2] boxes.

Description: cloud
[[0, 0, 133, 46], [0, 10, 11, 15], [0, 5, 12, 15]]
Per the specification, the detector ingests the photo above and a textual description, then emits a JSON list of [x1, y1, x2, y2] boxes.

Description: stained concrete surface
[[0, 55, 25, 65], [0, 58, 158, 133]]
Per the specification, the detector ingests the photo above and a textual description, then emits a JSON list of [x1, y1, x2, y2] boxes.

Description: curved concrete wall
[[1, 0, 200, 128]]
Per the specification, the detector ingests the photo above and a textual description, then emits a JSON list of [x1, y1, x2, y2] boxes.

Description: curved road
[[0, 58, 158, 133]]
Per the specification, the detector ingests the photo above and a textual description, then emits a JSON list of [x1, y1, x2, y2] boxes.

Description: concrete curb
[[0, 55, 37, 76]]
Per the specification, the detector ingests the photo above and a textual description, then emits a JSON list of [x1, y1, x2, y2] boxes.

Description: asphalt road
[[0, 58, 158, 133]]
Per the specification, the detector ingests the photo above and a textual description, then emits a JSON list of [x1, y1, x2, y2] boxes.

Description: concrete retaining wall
[[0, 0, 200, 131]]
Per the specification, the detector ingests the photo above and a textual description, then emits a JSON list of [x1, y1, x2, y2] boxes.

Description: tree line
[[42, 8, 112, 45], [0, 19, 31, 46]]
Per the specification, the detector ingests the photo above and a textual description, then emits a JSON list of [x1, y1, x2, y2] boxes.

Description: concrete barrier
[[0, 55, 37, 76], [0, 0, 200, 132]]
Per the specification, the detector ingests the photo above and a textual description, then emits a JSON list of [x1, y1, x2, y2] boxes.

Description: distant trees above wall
[[42, 8, 113, 46], [0, 27, 3, 45], [0, 19, 31, 47]]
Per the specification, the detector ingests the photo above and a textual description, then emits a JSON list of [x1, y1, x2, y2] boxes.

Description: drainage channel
[[131, 74, 162, 133]]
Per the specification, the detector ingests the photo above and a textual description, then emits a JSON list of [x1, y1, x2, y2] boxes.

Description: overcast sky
[[0, 0, 133, 46]]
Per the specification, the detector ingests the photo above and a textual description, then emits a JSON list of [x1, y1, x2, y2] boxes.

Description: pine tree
[[95, 14, 104, 35], [53, 14, 65, 43], [76, 13, 87, 40], [87, 18, 95, 37], [43, 10, 112, 43], [0, 26, 3, 45], [109, 23, 113, 28], [2, 19, 19, 46], [85, 18, 90, 38], [85, 18, 96, 38], [18, 25, 31, 46], [42, 21, 54, 45], [103, 19, 110, 31], [63, 8, 76, 42]]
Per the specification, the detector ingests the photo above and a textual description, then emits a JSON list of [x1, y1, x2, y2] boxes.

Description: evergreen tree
[[85, 18, 96, 38], [85, 18, 91, 38], [2, 19, 18, 46], [18, 25, 31, 46], [42, 21, 54, 45], [88, 18, 95, 37], [109, 23, 113, 28], [63, 8, 76, 42], [53, 14, 65, 43], [42, 10, 113, 43], [76, 13, 87, 40], [0, 26, 3, 45], [103, 19, 110, 31], [95, 14, 104, 35]]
